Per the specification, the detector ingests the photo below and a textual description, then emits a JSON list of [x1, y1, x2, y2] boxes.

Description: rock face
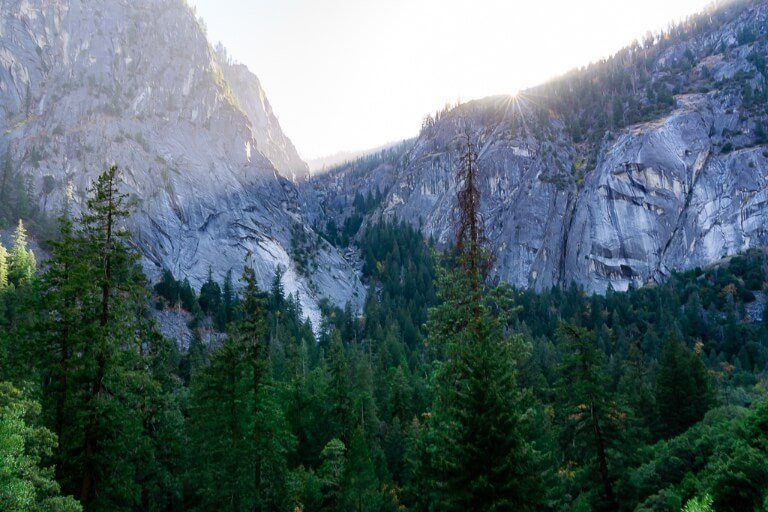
[[308, 0, 768, 293], [2, 0, 768, 316], [0, 0, 363, 324], [217, 49, 310, 182], [564, 93, 768, 292]]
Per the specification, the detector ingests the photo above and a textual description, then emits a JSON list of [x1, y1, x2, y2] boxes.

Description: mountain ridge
[[307, 0, 768, 293], [1, 0, 767, 323]]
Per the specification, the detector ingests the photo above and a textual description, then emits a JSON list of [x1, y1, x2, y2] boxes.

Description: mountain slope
[[0, 0, 363, 323], [309, 0, 768, 293], [216, 46, 310, 182]]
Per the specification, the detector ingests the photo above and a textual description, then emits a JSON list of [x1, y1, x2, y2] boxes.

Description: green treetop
[[8, 219, 36, 286], [0, 382, 81, 512]]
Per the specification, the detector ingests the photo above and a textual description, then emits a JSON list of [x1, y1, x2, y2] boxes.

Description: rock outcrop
[[217, 48, 310, 182], [0, 0, 363, 324], [308, 0, 768, 293], [2, 0, 767, 316]]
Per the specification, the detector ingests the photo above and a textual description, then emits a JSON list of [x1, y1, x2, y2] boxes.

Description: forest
[[1, 162, 768, 512]]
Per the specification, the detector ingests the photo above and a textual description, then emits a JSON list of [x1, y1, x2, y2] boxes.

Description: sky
[[188, 0, 714, 160]]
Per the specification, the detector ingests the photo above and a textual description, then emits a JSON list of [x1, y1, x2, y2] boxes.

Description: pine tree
[[8, 219, 36, 286], [135, 330, 186, 512], [180, 328, 208, 385], [37, 207, 86, 485], [318, 438, 346, 511], [250, 380, 295, 512], [29, 176, 183, 510], [618, 341, 655, 442], [343, 427, 381, 511], [218, 269, 235, 329], [655, 334, 712, 438], [411, 132, 548, 511], [78, 165, 136, 511], [188, 263, 294, 511], [556, 323, 626, 511], [154, 269, 181, 307], [238, 264, 271, 508], [327, 330, 353, 442], [198, 266, 221, 315], [269, 266, 285, 348], [36, 165, 167, 512], [187, 340, 245, 512], [270, 265, 285, 311]]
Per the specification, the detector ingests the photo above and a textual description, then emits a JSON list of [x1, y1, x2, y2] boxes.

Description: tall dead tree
[[454, 131, 490, 322], [455, 133, 482, 282]]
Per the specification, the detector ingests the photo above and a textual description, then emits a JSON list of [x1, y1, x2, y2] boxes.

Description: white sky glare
[[188, 0, 713, 160]]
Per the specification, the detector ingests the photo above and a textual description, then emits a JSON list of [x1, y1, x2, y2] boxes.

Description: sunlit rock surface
[[0, 0, 363, 325], [308, 1, 768, 293]]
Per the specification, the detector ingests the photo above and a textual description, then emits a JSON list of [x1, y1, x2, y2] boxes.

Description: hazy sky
[[189, 0, 713, 159]]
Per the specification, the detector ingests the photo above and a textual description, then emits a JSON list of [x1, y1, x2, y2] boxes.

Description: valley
[[1, 1, 768, 511]]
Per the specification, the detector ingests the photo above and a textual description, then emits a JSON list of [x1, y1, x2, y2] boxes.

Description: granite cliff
[[308, 0, 768, 293], [0, 0, 363, 324], [2, 0, 768, 322]]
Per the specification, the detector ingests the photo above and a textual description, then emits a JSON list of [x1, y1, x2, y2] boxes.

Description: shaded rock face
[[309, 1, 768, 293], [151, 308, 225, 351], [300, 142, 410, 231], [0, 0, 363, 324], [217, 52, 310, 182]]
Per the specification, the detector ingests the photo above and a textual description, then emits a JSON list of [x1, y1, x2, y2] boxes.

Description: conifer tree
[[37, 203, 85, 484], [343, 427, 381, 511], [188, 263, 295, 511], [134, 330, 186, 512], [318, 438, 346, 510], [412, 132, 548, 511], [238, 264, 271, 507], [32, 166, 177, 512], [187, 340, 245, 511], [327, 330, 353, 442], [556, 323, 625, 511], [618, 341, 655, 442], [655, 334, 712, 438], [198, 266, 221, 315], [8, 219, 36, 286], [221, 268, 235, 326], [0, 383, 82, 512], [270, 265, 285, 311], [180, 328, 208, 385], [250, 380, 295, 512], [78, 165, 136, 511]]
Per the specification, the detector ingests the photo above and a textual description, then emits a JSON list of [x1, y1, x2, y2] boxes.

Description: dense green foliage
[[322, 190, 383, 248], [2, 2, 768, 510], [1, 167, 767, 512], [0, 383, 81, 512]]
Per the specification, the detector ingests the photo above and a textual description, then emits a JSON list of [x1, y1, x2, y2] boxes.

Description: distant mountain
[[0, 0, 362, 324], [308, 0, 768, 293], [307, 140, 410, 174]]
